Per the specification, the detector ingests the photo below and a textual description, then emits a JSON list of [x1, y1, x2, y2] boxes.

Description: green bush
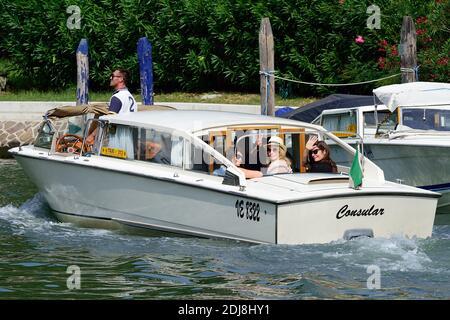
[[0, 0, 448, 96]]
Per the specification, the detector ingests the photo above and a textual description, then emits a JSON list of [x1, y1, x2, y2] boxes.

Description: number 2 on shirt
[[129, 97, 135, 112]]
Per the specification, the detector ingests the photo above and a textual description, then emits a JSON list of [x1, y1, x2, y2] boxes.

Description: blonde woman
[[233, 136, 292, 179]]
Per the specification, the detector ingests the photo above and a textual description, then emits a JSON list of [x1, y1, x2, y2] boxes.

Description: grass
[[0, 89, 317, 107]]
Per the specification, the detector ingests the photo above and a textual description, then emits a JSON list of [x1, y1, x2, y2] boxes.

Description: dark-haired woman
[[303, 136, 338, 173]]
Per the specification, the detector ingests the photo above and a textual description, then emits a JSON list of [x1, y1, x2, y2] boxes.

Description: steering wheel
[[55, 134, 91, 154]]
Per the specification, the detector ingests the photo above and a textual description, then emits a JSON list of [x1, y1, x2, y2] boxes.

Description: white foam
[[337, 235, 433, 272]]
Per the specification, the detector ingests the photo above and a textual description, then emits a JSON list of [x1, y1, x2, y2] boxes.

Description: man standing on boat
[[86, 68, 137, 147], [108, 68, 137, 114]]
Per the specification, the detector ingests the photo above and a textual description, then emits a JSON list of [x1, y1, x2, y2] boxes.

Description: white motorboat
[[9, 106, 439, 244], [312, 82, 450, 218]]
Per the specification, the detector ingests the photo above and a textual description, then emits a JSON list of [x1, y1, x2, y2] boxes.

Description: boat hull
[[14, 154, 438, 244]]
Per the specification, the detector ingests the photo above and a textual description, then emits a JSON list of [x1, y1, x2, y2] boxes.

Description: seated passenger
[[233, 136, 292, 179], [145, 139, 171, 164], [304, 136, 337, 173], [262, 136, 293, 175]]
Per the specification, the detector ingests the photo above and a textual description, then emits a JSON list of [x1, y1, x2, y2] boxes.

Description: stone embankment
[[0, 102, 74, 158], [0, 101, 266, 158]]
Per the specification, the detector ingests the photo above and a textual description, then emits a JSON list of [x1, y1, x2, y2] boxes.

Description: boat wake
[[322, 236, 434, 272], [0, 193, 54, 233], [0, 193, 115, 244]]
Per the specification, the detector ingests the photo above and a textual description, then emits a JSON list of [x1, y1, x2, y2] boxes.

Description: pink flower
[[355, 36, 365, 44], [390, 45, 398, 56], [416, 16, 428, 24], [416, 29, 427, 35], [437, 58, 448, 65], [379, 39, 388, 47], [378, 57, 386, 69]]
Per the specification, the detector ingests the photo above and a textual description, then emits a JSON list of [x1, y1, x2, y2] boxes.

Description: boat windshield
[[34, 121, 55, 149], [401, 108, 450, 131]]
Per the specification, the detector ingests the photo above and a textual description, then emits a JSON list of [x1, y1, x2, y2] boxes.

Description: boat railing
[[388, 129, 450, 140]]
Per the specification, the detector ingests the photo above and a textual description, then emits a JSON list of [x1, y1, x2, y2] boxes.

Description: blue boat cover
[[279, 94, 382, 123]]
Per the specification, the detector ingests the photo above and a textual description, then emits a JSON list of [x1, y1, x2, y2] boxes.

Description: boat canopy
[[45, 104, 114, 119], [45, 103, 175, 119], [373, 82, 450, 112]]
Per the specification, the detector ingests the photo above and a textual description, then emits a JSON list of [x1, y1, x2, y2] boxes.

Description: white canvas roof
[[373, 82, 450, 111]]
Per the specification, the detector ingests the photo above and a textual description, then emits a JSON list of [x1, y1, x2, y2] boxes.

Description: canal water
[[1, 159, 449, 299]]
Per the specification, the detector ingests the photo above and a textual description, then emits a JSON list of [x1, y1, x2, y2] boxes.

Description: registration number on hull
[[235, 200, 261, 222]]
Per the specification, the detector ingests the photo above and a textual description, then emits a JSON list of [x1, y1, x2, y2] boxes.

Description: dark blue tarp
[[275, 106, 295, 117], [279, 94, 382, 123]]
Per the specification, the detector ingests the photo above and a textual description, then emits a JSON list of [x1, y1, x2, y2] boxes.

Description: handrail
[[388, 129, 450, 140]]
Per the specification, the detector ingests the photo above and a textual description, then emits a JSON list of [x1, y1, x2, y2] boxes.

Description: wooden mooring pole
[[137, 37, 154, 105], [400, 16, 418, 83], [259, 18, 275, 116], [76, 38, 89, 105]]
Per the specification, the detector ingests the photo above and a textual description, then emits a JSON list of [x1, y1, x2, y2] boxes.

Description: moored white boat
[[9, 107, 439, 244], [312, 82, 450, 218]]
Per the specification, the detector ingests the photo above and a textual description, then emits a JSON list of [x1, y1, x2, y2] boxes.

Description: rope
[[400, 65, 420, 80], [267, 72, 402, 87]]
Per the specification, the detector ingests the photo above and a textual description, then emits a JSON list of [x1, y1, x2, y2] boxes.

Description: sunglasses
[[267, 147, 279, 153], [311, 149, 321, 155], [110, 74, 122, 79]]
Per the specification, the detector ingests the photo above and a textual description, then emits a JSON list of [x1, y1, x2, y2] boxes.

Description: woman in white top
[[234, 136, 292, 179]]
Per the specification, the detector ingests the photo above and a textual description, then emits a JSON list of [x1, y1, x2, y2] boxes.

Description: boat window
[[100, 124, 138, 160], [185, 126, 359, 178], [100, 124, 178, 165], [234, 130, 271, 171], [136, 128, 176, 165], [321, 112, 357, 138], [280, 131, 302, 173], [376, 112, 398, 135], [402, 108, 450, 131], [181, 134, 232, 175], [187, 128, 283, 176], [364, 110, 391, 128], [34, 121, 55, 149]]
